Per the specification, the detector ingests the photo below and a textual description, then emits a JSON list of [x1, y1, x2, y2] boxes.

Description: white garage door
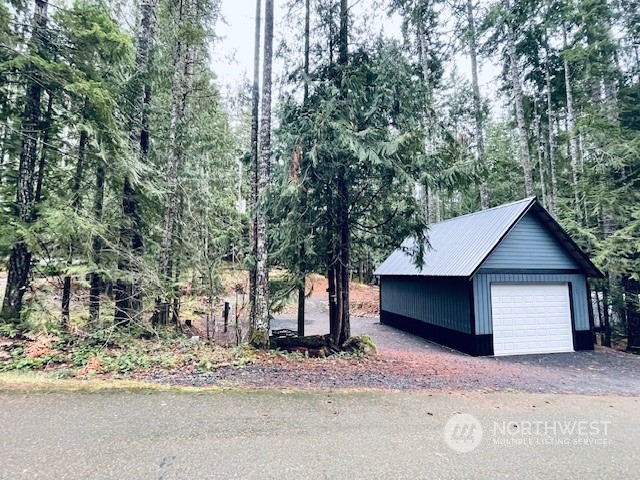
[[491, 283, 574, 356]]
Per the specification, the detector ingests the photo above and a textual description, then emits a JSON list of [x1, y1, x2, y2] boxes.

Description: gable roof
[[374, 197, 603, 278]]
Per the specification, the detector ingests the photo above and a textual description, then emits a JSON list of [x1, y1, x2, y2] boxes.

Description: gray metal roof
[[374, 197, 603, 278]]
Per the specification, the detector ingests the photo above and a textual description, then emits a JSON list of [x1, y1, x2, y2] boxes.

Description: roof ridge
[[430, 196, 536, 226]]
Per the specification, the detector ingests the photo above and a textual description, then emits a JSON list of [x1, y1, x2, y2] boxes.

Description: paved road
[[1, 390, 639, 479]]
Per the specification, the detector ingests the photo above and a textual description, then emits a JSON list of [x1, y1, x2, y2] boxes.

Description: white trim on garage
[[491, 283, 574, 356]]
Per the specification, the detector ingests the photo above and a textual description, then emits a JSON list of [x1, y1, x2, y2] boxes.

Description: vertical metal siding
[[481, 214, 580, 270], [473, 273, 590, 334], [381, 276, 471, 333]]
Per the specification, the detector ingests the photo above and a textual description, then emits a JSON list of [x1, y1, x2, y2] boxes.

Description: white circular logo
[[444, 413, 483, 453]]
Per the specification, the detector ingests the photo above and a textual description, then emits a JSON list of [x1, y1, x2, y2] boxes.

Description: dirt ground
[[149, 285, 640, 396], [277, 274, 379, 318], [192, 272, 379, 345]]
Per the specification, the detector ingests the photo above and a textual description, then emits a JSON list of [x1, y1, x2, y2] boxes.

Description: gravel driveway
[[149, 309, 640, 395]]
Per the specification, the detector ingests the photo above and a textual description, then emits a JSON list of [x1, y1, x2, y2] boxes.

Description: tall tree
[[330, 0, 351, 346], [563, 26, 581, 220], [543, 36, 557, 216], [249, 0, 261, 327], [466, 0, 489, 209], [1, 0, 49, 321], [297, 0, 311, 337], [51, 1, 132, 330], [61, 119, 88, 330], [391, 0, 446, 221], [502, 0, 533, 196], [113, 0, 159, 326], [154, 0, 198, 325], [249, 0, 274, 347]]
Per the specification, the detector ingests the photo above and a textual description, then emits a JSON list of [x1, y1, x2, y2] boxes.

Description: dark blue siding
[[481, 213, 579, 271], [473, 273, 590, 335], [380, 276, 471, 333]]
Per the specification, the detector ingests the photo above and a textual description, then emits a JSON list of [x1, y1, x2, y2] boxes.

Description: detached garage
[[375, 197, 603, 356]]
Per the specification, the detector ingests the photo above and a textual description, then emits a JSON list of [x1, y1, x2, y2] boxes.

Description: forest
[[0, 0, 639, 356]]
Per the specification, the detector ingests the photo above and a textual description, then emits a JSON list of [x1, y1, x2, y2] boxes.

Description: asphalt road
[[1, 390, 639, 479]]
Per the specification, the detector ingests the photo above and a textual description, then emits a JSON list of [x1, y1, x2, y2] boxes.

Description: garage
[[375, 197, 604, 356], [491, 283, 574, 356]]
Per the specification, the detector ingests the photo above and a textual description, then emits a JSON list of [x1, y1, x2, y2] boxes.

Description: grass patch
[[0, 371, 233, 394]]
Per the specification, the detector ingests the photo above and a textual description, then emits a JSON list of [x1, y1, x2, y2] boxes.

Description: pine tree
[[466, 0, 489, 209], [113, 0, 159, 326], [1, 0, 49, 321]]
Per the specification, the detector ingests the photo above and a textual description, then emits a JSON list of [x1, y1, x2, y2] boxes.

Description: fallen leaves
[[76, 356, 104, 378], [24, 334, 57, 360]]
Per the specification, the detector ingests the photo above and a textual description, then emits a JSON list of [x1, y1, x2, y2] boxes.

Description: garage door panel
[[492, 283, 574, 356]]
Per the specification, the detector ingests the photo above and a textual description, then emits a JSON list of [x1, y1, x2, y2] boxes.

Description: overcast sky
[[212, 1, 499, 108], [214, 2, 266, 88]]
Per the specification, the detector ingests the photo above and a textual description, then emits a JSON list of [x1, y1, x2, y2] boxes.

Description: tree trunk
[[61, 275, 71, 330], [467, 0, 488, 209], [35, 92, 53, 203], [544, 46, 556, 216], [89, 162, 105, 329], [548, 147, 558, 207], [338, 0, 348, 66], [155, 0, 192, 327], [586, 281, 596, 346], [602, 281, 612, 347], [249, 0, 274, 348], [303, 0, 310, 102], [535, 108, 547, 208], [1, 0, 48, 322], [327, 184, 337, 343], [71, 130, 87, 210], [114, 0, 158, 326], [61, 127, 88, 329], [297, 0, 311, 337], [0, 122, 8, 184], [415, 8, 439, 220], [623, 276, 640, 351], [563, 28, 581, 221], [328, 0, 351, 347], [338, 173, 350, 344], [603, 76, 618, 123], [503, 0, 533, 196], [600, 202, 618, 347], [297, 282, 305, 337], [170, 205, 183, 328], [249, 0, 262, 323], [427, 188, 439, 223]]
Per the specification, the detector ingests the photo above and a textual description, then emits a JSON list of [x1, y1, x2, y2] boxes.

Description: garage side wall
[[473, 273, 591, 349], [380, 276, 471, 333]]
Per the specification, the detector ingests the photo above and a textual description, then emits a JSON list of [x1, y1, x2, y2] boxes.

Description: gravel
[[146, 314, 640, 396]]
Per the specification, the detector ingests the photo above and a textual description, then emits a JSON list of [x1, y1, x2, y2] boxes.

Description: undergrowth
[[0, 325, 234, 377]]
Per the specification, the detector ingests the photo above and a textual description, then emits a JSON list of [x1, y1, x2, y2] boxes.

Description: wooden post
[[224, 301, 230, 333]]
